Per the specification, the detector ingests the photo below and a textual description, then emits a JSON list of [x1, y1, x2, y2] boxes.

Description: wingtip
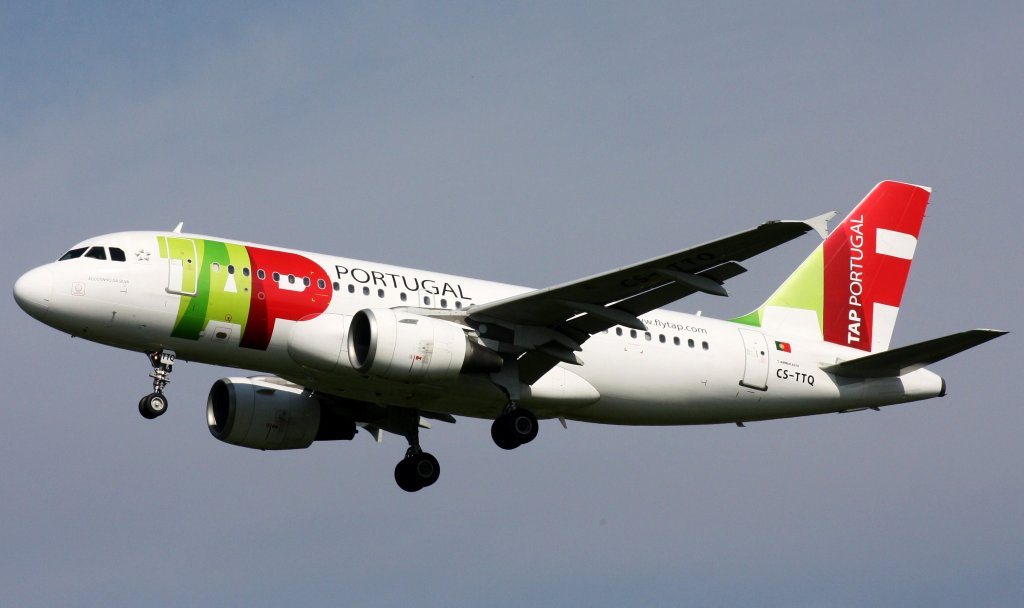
[[803, 211, 837, 240]]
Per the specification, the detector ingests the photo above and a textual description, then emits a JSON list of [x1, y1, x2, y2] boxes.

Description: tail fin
[[733, 181, 931, 352]]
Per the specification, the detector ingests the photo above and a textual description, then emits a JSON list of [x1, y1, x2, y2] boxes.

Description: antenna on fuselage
[[172, 222, 183, 233]]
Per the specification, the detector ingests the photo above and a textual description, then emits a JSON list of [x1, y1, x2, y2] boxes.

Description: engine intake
[[207, 377, 356, 450], [347, 309, 502, 381]]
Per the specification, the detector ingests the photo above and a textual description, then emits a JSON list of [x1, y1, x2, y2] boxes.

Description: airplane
[[13, 181, 1005, 491]]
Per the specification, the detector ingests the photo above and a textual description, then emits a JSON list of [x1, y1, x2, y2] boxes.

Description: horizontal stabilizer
[[821, 329, 1007, 378]]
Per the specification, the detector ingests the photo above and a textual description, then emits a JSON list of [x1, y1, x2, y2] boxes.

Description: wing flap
[[558, 262, 746, 336]]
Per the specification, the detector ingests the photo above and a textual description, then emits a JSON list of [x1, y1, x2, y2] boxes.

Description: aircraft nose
[[13, 265, 54, 321]]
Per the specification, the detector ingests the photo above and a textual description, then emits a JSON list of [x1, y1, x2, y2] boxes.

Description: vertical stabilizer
[[732, 181, 931, 352]]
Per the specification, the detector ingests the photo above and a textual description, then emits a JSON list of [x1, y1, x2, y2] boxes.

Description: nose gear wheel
[[138, 350, 175, 419]]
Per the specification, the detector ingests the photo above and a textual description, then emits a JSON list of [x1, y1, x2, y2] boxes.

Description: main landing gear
[[395, 449, 440, 493], [139, 350, 175, 420], [393, 410, 441, 492], [491, 403, 538, 450]]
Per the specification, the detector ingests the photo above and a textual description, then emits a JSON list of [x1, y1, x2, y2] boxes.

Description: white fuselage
[[15, 230, 946, 426]]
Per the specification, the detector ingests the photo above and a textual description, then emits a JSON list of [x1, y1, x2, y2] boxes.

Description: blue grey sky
[[2, 2, 1020, 606]]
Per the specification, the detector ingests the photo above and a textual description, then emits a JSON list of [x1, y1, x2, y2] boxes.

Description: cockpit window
[[59, 247, 87, 261], [84, 246, 107, 260], [60, 245, 127, 262]]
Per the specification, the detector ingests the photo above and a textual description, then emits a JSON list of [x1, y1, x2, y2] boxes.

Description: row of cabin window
[[209, 263, 326, 290], [606, 327, 710, 350], [59, 246, 127, 262], [208, 264, 465, 309], [333, 281, 465, 309]]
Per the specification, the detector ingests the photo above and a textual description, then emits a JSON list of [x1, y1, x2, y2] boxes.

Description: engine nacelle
[[207, 377, 356, 450], [347, 309, 503, 381], [287, 313, 353, 374]]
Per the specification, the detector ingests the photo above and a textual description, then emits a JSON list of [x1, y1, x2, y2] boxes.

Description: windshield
[[57, 245, 129, 262], [58, 247, 87, 261]]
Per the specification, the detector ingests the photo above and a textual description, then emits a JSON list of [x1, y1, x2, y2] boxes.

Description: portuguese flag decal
[[775, 341, 792, 353]]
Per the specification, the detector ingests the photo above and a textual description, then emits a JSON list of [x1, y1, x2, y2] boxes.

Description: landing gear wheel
[[491, 408, 538, 450], [394, 452, 440, 492], [491, 416, 520, 450], [509, 408, 539, 444], [138, 392, 168, 419]]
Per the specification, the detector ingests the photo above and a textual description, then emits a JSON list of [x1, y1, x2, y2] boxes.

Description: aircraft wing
[[469, 213, 832, 383]]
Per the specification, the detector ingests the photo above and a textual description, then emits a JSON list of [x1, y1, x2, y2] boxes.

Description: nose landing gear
[[139, 350, 175, 419]]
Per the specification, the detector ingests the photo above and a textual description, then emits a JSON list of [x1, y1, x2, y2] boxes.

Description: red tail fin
[[733, 181, 931, 352], [823, 181, 930, 351]]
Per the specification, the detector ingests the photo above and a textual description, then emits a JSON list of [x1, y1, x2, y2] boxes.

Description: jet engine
[[347, 309, 503, 381], [206, 377, 356, 450]]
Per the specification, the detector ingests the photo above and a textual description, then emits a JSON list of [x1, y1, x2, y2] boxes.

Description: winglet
[[172, 222, 184, 233], [803, 211, 837, 240]]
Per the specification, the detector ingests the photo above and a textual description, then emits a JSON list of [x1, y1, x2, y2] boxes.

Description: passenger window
[[673, 337, 680, 346], [440, 298, 448, 308], [362, 286, 370, 296], [644, 332, 651, 341], [629, 330, 637, 339], [212, 262, 221, 273], [287, 274, 295, 284], [659, 334, 666, 343], [702, 341, 709, 351], [455, 301, 463, 310], [109, 247, 126, 262], [317, 279, 326, 290], [228, 265, 235, 275], [377, 289, 385, 298], [615, 328, 623, 336], [400, 293, 408, 302], [272, 272, 280, 282], [257, 269, 266, 280], [59, 247, 87, 261], [84, 246, 106, 260], [303, 277, 311, 287], [242, 267, 251, 277], [348, 284, 355, 294], [688, 339, 695, 348], [423, 296, 431, 306]]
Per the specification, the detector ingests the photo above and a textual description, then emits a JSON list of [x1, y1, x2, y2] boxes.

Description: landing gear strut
[[491, 403, 538, 450], [139, 350, 175, 420], [393, 410, 440, 492]]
